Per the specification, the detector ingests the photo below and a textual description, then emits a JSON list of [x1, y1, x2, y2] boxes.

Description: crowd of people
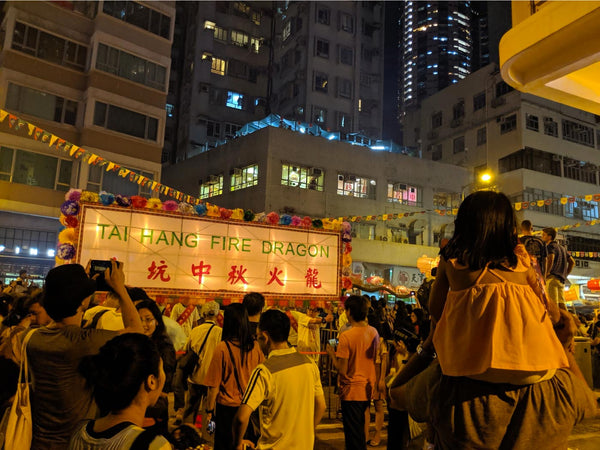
[[0, 191, 599, 450]]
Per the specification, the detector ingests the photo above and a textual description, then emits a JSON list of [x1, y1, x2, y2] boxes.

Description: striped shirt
[[242, 348, 324, 450], [68, 420, 171, 449]]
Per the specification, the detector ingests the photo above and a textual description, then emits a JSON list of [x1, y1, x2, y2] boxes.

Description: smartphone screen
[[90, 260, 112, 276]]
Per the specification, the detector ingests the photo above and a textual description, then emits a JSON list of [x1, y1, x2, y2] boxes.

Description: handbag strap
[[196, 323, 217, 356], [224, 341, 244, 397], [18, 328, 37, 386]]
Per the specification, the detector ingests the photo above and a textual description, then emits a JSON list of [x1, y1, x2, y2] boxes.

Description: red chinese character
[[267, 267, 284, 286], [191, 261, 211, 284], [227, 265, 248, 285], [147, 260, 171, 282], [305, 268, 322, 289]]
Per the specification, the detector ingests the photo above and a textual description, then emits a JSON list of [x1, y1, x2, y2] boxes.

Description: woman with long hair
[[391, 191, 597, 449], [204, 303, 263, 450], [135, 300, 176, 435], [69, 333, 170, 448]]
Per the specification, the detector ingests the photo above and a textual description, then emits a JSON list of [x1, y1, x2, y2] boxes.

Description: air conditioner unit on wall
[[231, 168, 243, 176], [207, 175, 220, 184], [309, 167, 322, 176]]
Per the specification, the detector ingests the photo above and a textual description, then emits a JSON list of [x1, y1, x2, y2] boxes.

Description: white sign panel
[[77, 205, 340, 297]]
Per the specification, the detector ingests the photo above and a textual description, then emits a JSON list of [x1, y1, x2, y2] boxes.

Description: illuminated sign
[[77, 205, 340, 297]]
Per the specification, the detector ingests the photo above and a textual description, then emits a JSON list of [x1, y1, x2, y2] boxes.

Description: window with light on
[[337, 174, 376, 199], [200, 175, 223, 199], [231, 164, 258, 191], [387, 183, 421, 206], [281, 164, 324, 191]]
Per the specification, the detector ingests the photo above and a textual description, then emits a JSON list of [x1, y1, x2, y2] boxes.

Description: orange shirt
[[203, 340, 264, 407], [336, 325, 379, 401]]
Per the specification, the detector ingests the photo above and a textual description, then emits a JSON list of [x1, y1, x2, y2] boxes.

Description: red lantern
[[587, 279, 600, 291]]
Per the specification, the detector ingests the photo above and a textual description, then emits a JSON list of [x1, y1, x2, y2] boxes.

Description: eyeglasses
[[141, 318, 156, 325]]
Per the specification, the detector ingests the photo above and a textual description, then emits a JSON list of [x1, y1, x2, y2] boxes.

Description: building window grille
[[526, 114, 539, 132], [453, 136, 465, 153], [562, 119, 594, 148], [6, 83, 77, 125], [281, 164, 324, 191], [93, 101, 158, 141], [230, 164, 258, 191], [200, 175, 223, 199], [102, 1, 171, 39], [476, 127, 487, 146], [500, 114, 517, 134], [337, 174, 376, 199], [387, 183, 421, 206], [12, 22, 88, 71], [473, 91, 485, 111]]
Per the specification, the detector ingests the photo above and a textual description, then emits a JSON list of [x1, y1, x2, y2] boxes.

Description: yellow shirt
[[242, 348, 324, 450]]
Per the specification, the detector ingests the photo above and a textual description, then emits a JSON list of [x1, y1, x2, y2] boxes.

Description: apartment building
[[165, 1, 272, 163], [0, 0, 173, 280], [162, 125, 470, 287], [271, 1, 384, 140], [404, 63, 600, 282]]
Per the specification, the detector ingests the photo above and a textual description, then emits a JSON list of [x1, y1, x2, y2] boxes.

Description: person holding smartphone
[[25, 261, 144, 449]]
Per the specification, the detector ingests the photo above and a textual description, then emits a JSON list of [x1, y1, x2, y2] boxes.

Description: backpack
[[520, 235, 547, 268], [416, 278, 434, 311]]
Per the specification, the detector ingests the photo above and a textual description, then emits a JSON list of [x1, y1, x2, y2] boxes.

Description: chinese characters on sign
[[78, 206, 340, 296]]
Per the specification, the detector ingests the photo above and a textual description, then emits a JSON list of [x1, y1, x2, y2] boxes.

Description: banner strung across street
[[77, 205, 341, 298]]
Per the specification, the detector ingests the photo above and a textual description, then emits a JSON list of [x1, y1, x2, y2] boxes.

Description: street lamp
[[461, 171, 495, 199]]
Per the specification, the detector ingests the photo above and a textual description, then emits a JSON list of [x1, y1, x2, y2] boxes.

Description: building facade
[[165, 1, 387, 165], [162, 126, 470, 288], [398, 1, 510, 120], [165, 1, 272, 164], [271, 1, 385, 140], [399, 0, 472, 114], [404, 63, 600, 285], [0, 0, 173, 281]]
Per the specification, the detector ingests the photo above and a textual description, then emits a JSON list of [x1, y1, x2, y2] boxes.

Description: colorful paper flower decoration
[[266, 212, 280, 225], [80, 191, 99, 203], [65, 189, 82, 202], [99, 191, 115, 206], [130, 196, 147, 209], [178, 202, 194, 214], [162, 200, 178, 211], [60, 200, 79, 216], [115, 194, 131, 207], [147, 198, 162, 209], [56, 243, 76, 260], [195, 204, 207, 216]]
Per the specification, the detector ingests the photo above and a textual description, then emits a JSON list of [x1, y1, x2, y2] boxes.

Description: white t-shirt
[[292, 311, 320, 361], [171, 303, 200, 337], [163, 316, 187, 351]]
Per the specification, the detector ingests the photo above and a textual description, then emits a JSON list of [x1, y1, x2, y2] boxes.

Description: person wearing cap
[[25, 261, 143, 450], [176, 300, 223, 425]]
